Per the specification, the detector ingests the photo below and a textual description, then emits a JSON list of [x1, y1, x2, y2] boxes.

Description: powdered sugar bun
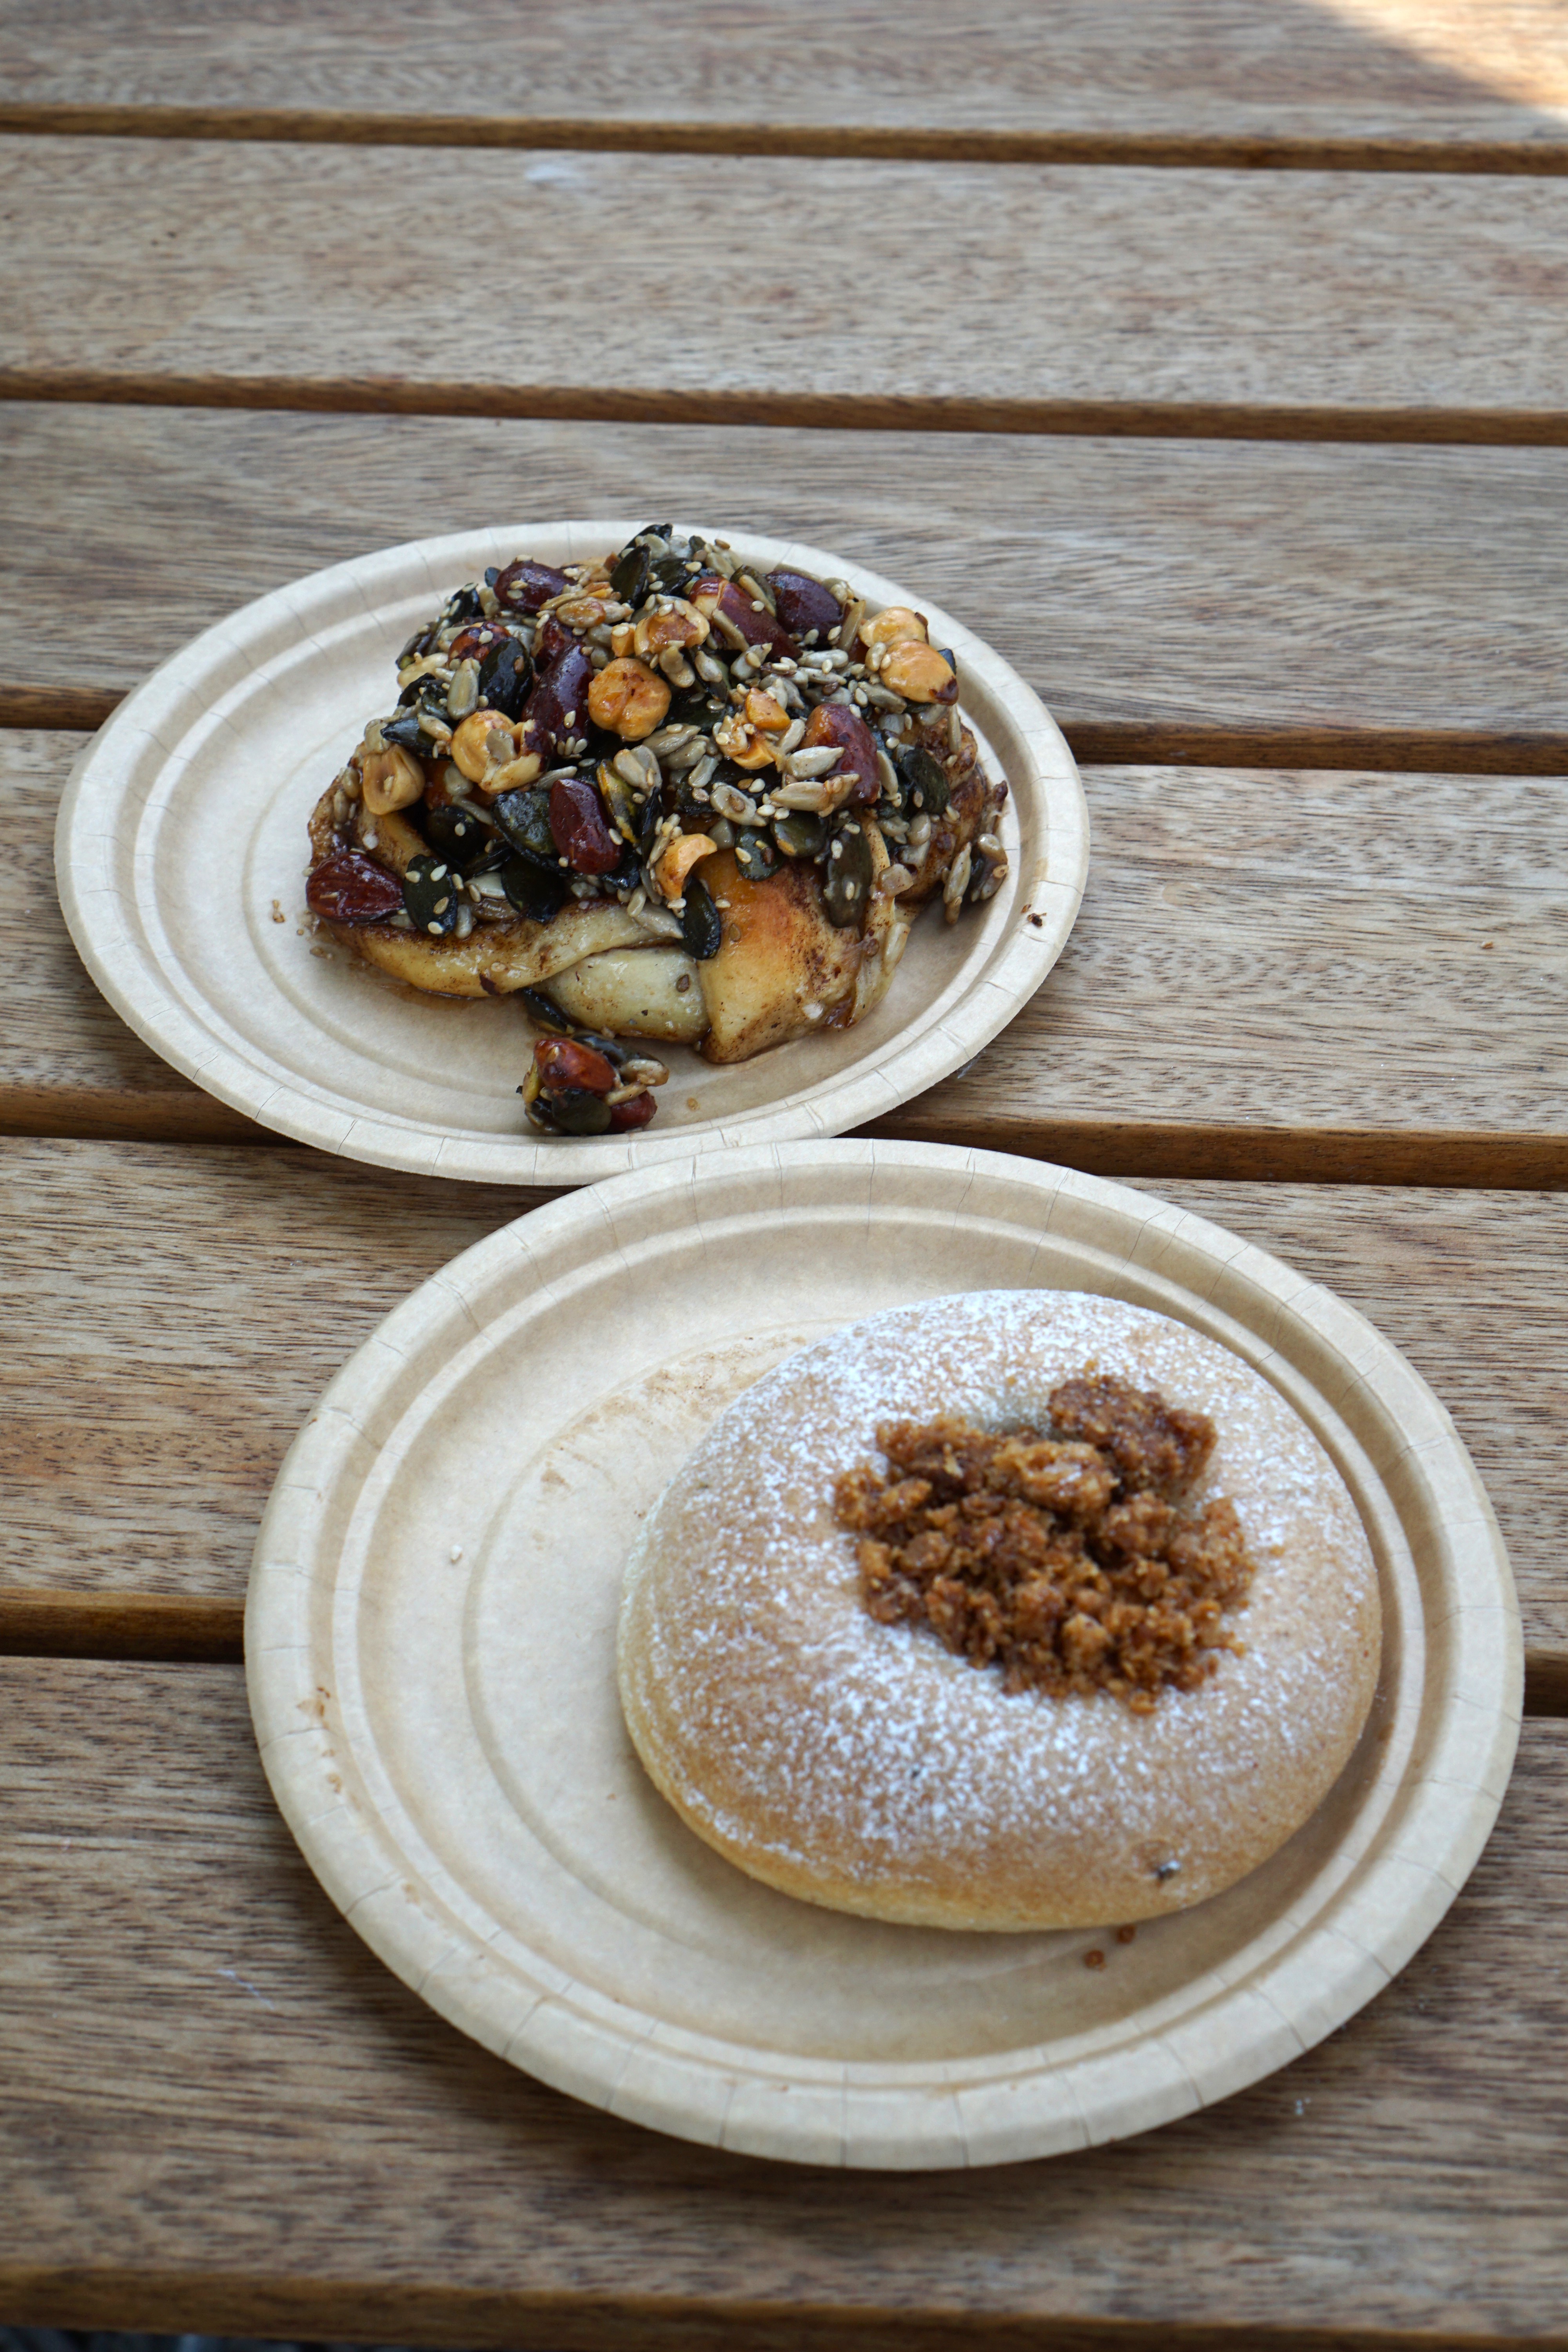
[[617, 1291, 1382, 1931]]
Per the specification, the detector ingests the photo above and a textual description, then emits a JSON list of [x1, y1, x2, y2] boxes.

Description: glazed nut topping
[[877, 641, 957, 703], [587, 656, 672, 740], [632, 598, 710, 660], [860, 605, 929, 650], [359, 744, 425, 816], [833, 1375, 1256, 1712], [713, 710, 779, 769], [655, 831, 717, 901]]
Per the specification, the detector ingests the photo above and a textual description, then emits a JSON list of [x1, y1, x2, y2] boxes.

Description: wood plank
[[4, 141, 1568, 434], [2, 1658, 1564, 2348], [913, 760, 1568, 1163], [5, 405, 1568, 743], [2, 1140, 1566, 1664], [12, 729, 1565, 1174], [2, 0, 1566, 163]]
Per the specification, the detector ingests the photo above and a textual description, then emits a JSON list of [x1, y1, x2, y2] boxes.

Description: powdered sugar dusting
[[619, 1291, 1382, 1926]]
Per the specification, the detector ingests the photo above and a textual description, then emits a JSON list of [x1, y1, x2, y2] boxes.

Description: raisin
[[494, 559, 568, 613], [524, 643, 595, 759], [549, 776, 621, 874], [305, 851, 403, 925], [608, 1090, 658, 1131], [536, 1036, 619, 1095], [768, 568, 842, 642], [802, 701, 880, 804]]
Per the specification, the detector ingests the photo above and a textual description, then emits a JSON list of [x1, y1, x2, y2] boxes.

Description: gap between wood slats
[[5, 374, 1568, 449], [10, 684, 1568, 778], [5, 103, 1568, 178], [4, 2292, 1566, 2352], [0, 2284, 1554, 2352], [2, 1092, 1564, 1189], [3, 1594, 1560, 1715]]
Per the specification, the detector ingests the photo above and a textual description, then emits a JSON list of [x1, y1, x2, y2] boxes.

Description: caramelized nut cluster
[[834, 1375, 1255, 1711]]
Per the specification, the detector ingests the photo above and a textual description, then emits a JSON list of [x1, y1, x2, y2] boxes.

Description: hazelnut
[[588, 656, 672, 740], [713, 711, 777, 771], [860, 604, 929, 652], [879, 641, 958, 704], [633, 597, 710, 661], [450, 711, 521, 785], [360, 744, 425, 816]]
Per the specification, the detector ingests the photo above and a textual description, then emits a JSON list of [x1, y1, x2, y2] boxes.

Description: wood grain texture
[[1, 1657, 1563, 2348], [932, 761, 1568, 1147], [0, 1138, 549, 1602], [6, 405, 1568, 741], [0, 1138, 1564, 1660], [4, 140, 1568, 431], [3, 0, 1566, 157], [13, 731, 1565, 1170]]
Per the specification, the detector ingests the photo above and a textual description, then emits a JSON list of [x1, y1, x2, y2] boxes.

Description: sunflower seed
[[782, 746, 843, 779], [942, 844, 972, 922]]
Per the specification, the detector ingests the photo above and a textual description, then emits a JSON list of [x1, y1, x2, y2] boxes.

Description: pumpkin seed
[[773, 809, 827, 859], [402, 854, 461, 936], [549, 1089, 615, 1135], [897, 744, 950, 816], [500, 855, 569, 922], [423, 801, 496, 867], [477, 636, 532, 719], [823, 826, 873, 928], [681, 871, 723, 960], [610, 543, 650, 604], [490, 786, 558, 866], [733, 827, 777, 881]]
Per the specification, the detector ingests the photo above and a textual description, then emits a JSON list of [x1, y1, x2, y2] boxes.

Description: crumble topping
[[833, 1374, 1256, 1712]]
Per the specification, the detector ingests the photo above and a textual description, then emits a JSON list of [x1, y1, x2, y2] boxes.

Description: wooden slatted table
[[4, 5, 1567, 2345]]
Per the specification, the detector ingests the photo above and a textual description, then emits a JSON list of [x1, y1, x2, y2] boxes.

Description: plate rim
[[245, 1138, 1523, 2169], [55, 521, 1090, 1185]]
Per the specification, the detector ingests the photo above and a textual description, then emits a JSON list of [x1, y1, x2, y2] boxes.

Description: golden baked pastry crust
[[617, 1291, 1383, 1931]]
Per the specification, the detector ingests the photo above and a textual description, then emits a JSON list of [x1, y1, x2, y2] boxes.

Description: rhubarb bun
[[617, 1291, 1381, 1931]]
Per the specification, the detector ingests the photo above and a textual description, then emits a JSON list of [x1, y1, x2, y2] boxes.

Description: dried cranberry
[[305, 851, 404, 925], [690, 573, 796, 659], [536, 1036, 619, 1096], [608, 1089, 657, 1132], [534, 614, 577, 668], [494, 559, 569, 613], [549, 776, 620, 874], [768, 568, 841, 642], [523, 643, 595, 759], [449, 622, 509, 661], [802, 701, 880, 804]]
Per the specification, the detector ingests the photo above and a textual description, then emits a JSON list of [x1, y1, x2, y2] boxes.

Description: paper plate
[[245, 1141, 1520, 2169], [55, 524, 1087, 1183]]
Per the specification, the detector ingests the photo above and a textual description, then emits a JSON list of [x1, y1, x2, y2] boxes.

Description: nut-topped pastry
[[617, 1292, 1383, 1931], [304, 527, 1010, 1135]]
